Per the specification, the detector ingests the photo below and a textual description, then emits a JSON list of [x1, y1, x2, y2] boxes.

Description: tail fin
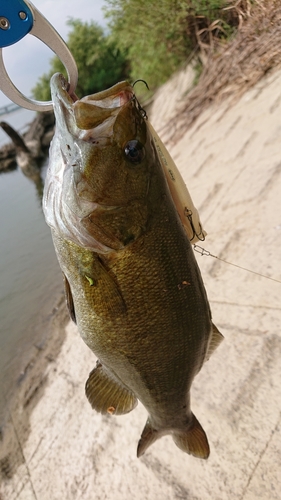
[[137, 419, 164, 458], [137, 414, 210, 459], [173, 413, 210, 459]]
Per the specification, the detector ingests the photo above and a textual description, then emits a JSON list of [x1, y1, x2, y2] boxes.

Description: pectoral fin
[[85, 361, 138, 415], [63, 274, 76, 324]]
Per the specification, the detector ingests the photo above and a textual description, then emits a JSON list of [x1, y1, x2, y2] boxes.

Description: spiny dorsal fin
[[85, 362, 138, 416], [205, 323, 224, 362], [173, 413, 210, 459]]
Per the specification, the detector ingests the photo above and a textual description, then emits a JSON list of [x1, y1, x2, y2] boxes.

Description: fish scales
[[43, 74, 223, 458]]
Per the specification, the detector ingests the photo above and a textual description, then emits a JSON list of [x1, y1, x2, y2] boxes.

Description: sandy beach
[[1, 63, 281, 499]]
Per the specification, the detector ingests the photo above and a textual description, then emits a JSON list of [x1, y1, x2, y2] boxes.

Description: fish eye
[[124, 140, 145, 164]]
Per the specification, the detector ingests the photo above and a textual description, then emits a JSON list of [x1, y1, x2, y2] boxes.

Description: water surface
[[0, 111, 63, 423]]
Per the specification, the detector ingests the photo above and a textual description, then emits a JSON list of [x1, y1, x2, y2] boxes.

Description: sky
[[0, 0, 106, 107]]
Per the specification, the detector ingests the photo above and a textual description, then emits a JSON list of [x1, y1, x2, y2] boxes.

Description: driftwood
[[0, 111, 55, 173]]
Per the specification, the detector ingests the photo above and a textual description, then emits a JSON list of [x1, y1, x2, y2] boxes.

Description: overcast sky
[[0, 0, 106, 107]]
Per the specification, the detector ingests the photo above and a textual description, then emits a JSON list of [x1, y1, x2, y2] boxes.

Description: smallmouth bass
[[43, 73, 223, 458]]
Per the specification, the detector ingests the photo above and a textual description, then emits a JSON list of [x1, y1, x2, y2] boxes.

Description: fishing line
[[8, 408, 39, 500], [193, 245, 281, 284]]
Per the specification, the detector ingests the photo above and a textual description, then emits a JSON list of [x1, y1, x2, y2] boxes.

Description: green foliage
[[104, 0, 189, 89], [190, 0, 224, 11], [33, 2, 241, 102], [104, 0, 238, 89], [32, 19, 129, 101]]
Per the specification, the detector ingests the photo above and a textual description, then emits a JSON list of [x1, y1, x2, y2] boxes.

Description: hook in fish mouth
[[51, 74, 150, 129], [132, 79, 150, 91], [131, 80, 149, 119]]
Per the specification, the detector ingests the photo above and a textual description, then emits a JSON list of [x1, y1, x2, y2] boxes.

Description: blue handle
[[0, 0, 33, 48]]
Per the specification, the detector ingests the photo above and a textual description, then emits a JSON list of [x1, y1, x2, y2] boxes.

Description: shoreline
[[0, 293, 69, 478]]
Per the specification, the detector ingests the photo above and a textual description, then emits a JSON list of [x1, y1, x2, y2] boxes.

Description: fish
[[43, 73, 223, 459]]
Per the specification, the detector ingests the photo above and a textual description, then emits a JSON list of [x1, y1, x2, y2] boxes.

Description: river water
[[0, 109, 63, 424]]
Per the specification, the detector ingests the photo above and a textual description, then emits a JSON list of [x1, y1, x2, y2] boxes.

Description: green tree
[[32, 19, 129, 100], [104, 0, 238, 89], [104, 0, 189, 89]]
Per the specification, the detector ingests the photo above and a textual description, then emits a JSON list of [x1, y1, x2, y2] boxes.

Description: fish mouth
[[50, 73, 135, 141]]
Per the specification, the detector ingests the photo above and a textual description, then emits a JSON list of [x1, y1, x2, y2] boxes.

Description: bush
[[104, 0, 239, 89]]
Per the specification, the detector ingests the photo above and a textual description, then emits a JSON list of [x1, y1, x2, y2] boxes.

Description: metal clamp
[[0, 0, 78, 111]]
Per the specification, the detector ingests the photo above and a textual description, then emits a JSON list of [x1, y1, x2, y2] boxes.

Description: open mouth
[[51, 73, 135, 133]]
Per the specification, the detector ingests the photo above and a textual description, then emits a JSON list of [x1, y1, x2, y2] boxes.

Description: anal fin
[[173, 413, 210, 459], [85, 361, 138, 416]]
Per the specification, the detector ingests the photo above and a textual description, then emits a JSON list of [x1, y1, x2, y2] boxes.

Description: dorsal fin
[[205, 323, 224, 362]]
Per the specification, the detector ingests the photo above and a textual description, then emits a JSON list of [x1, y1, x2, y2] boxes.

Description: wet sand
[[1, 64, 281, 499]]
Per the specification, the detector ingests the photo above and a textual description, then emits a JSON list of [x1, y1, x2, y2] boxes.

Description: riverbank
[[0, 293, 68, 477], [1, 57, 281, 498]]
